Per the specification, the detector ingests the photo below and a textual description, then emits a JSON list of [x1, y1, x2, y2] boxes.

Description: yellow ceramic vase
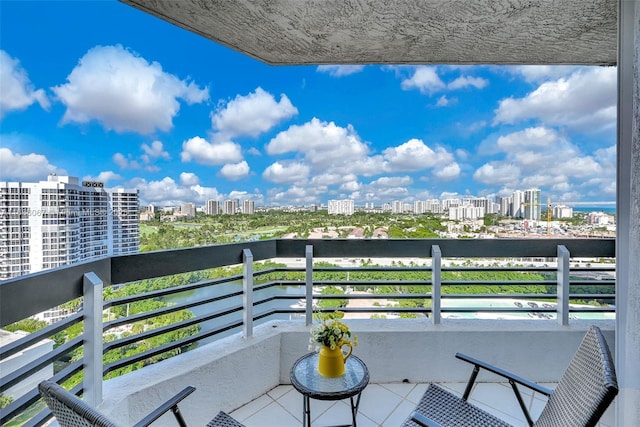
[[317, 343, 353, 377]]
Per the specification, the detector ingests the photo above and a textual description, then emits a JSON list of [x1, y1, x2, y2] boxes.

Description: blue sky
[[0, 1, 616, 207]]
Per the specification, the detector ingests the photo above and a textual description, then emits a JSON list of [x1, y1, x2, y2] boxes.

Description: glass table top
[[290, 353, 369, 400]]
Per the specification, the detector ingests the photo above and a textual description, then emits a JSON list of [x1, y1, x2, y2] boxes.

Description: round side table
[[290, 352, 369, 427]]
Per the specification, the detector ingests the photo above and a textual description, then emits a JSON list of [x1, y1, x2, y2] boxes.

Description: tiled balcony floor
[[229, 382, 615, 427]]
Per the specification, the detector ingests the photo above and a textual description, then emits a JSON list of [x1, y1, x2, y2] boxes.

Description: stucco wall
[[100, 319, 615, 426]]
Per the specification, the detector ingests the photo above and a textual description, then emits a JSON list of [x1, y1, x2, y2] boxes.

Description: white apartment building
[[511, 190, 525, 218], [589, 211, 612, 225], [242, 200, 255, 214], [181, 202, 196, 219], [0, 175, 139, 280], [448, 205, 486, 220], [223, 199, 238, 215], [110, 188, 139, 255], [425, 199, 443, 214], [328, 199, 354, 215], [391, 200, 404, 214], [524, 188, 542, 220], [499, 196, 512, 216], [553, 205, 574, 219], [205, 200, 220, 215], [441, 198, 461, 211]]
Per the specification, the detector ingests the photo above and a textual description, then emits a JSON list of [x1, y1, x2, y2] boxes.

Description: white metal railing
[[0, 238, 615, 426]]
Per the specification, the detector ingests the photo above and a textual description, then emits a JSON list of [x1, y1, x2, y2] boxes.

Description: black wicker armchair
[[38, 380, 245, 427], [403, 326, 618, 427]]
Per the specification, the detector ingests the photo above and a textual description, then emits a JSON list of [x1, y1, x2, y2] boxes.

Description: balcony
[[0, 238, 617, 426]]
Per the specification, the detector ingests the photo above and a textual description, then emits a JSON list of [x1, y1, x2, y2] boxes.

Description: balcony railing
[[0, 238, 615, 426]]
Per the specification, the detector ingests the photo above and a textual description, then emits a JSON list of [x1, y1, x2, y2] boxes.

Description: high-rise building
[[0, 175, 139, 280], [328, 199, 354, 215], [442, 198, 461, 211], [205, 200, 220, 215], [425, 199, 443, 214], [223, 199, 238, 215], [242, 200, 255, 215], [499, 196, 512, 216], [511, 190, 525, 218], [181, 202, 196, 219], [391, 201, 404, 214], [553, 205, 573, 219], [524, 188, 542, 220], [109, 188, 140, 255]]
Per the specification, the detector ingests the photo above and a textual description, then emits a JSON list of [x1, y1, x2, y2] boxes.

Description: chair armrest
[[456, 353, 553, 396], [133, 386, 196, 427], [410, 411, 445, 427]]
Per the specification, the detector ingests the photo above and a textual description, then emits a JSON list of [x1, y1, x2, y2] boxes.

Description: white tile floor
[[229, 382, 616, 427]]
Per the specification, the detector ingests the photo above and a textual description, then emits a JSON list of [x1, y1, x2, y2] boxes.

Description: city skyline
[[0, 2, 616, 208]]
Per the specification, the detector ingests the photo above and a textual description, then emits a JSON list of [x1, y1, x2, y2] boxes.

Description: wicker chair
[[38, 380, 245, 427], [403, 326, 618, 427]]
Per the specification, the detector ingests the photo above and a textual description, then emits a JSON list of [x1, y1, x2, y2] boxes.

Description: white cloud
[[115, 141, 168, 171], [0, 148, 61, 180], [181, 137, 243, 165], [82, 171, 122, 184], [401, 67, 488, 95], [316, 65, 365, 77], [266, 118, 370, 169], [447, 76, 488, 90], [509, 65, 580, 82], [310, 173, 356, 187], [52, 45, 208, 134], [211, 87, 297, 138], [220, 161, 250, 181], [473, 162, 521, 185], [494, 67, 616, 132], [365, 186, 410, 200], [370, 176, 413, 187], [263, 120, 463, 204], [263, 161, 310, 184], [112, 152, 140, 169], [0, 50, 50, 118], [436, 95, 456, 107], [339, 180, 360, 192], [141, 140, 170, 163], [496, 126, 559, 150], [475, 126, 614, 201], [401, 66, 445, 93], [383, 138, 454, 171], [433, 162, 461, 180], [133, 176, 223, 206], [268, 185, 320, 206], [179, 172, 199, 186]]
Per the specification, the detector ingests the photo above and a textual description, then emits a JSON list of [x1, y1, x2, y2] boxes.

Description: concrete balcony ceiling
[[118, 0, 618, 66]]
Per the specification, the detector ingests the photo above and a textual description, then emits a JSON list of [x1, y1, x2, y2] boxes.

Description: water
[[570, 205, 616, 215], [442, 298, 614, 320], [162, 289, 614, 347], [162, 282, 306, 345]]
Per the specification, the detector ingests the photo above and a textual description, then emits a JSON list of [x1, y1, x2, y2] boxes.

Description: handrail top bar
[[0, 238, 614, 327]]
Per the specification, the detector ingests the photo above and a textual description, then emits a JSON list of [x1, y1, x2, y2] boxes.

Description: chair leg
[[172, 406, 188, 427], [462, 365, 480, 400]]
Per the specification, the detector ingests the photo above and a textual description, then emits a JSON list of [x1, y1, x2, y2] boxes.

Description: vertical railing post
[[305, 245, 313, 326], [243, 248, 253, 338], [557, 245, 570, 325], [431, 245, 441, 324], [83, 272, 103, 407]]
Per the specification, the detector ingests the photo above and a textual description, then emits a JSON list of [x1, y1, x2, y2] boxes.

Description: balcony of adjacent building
[[0, 238, 619, 426]]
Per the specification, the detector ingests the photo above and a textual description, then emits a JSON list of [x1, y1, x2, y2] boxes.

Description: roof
[[119, 0, 617, 65]]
